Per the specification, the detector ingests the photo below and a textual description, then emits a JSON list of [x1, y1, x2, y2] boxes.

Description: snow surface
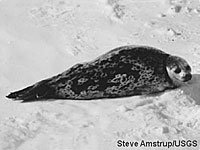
[[1, 0, 200, 149]]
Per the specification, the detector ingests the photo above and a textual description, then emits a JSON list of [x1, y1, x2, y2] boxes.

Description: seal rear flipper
[[6, 85, 34, 100], [6, 79, 55, 102]]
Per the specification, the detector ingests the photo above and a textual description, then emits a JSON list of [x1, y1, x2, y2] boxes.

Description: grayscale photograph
[[1, 0, 200, 149]]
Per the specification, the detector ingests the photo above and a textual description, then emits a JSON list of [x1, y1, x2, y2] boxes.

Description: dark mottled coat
[[7, 45, 175, 102]]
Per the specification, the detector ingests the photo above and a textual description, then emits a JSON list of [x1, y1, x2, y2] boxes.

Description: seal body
[[7, 45, 192, 102]]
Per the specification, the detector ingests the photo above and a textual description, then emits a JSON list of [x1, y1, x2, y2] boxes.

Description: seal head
[[166, 55, 192, 86]]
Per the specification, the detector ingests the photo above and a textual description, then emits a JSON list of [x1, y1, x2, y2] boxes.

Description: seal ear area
[[166, 55, 192, 83]]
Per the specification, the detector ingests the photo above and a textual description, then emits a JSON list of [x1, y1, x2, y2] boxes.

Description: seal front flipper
[[6, 79, 55, 102]]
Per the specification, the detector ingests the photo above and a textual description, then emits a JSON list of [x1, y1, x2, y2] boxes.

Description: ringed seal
[[7, 45, 192, 102]]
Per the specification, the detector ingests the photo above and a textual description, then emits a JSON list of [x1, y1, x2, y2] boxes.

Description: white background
[[1, 0, 200, 149]]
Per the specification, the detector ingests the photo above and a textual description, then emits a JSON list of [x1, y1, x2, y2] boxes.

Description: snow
[[1, 0, 200, 149]]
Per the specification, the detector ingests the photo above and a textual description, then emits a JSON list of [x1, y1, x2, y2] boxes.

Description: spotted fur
[[6, 45, 192, 102]]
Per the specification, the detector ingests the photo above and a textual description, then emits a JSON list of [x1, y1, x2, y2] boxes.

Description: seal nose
[[183, 73, 192, 82]]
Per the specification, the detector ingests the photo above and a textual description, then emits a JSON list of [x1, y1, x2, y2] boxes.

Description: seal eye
[[185, 65, 191, 71], [174, 67, 181, 74]]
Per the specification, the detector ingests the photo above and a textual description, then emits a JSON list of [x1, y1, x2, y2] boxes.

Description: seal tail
[[6, 79, 55, 102]]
